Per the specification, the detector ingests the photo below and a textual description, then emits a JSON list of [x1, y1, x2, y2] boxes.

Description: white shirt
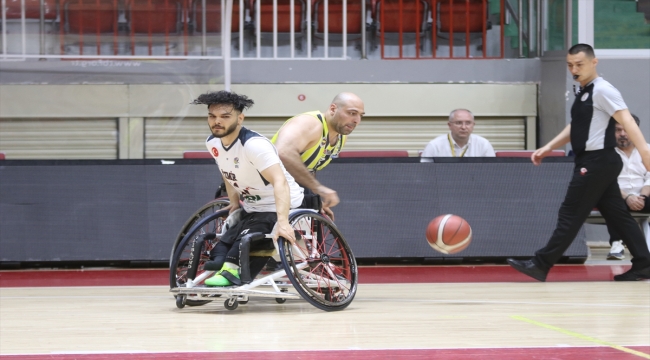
[[615, 145, 650, 195], [421, 133, 496, 158], [206, 127, 304, 213]]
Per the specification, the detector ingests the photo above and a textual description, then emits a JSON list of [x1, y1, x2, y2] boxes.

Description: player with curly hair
[[191, 90, 304, 287]]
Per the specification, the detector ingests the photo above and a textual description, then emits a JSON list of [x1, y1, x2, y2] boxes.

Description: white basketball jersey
[[206, 127, 304, 213]]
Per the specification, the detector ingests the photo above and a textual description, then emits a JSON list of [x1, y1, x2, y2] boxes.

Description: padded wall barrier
[[0, 158, 587, 263]]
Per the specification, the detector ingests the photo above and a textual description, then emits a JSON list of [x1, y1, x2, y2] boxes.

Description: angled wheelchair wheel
[[170, 209, 229, 307], [278, 210, 358, 312], [169, 198, 230, 267]]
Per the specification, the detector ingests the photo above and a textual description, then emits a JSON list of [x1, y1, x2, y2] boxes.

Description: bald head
[[332, 92, 364, 108], [327, 92, 365, 135]]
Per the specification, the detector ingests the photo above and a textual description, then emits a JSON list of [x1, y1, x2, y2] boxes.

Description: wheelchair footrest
[[170, 286, 301, 299]]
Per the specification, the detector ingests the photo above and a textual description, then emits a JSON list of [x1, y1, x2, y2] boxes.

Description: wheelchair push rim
[[278, 210, 358, 312]]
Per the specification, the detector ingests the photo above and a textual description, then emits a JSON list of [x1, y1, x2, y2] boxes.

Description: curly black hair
[[191, 91, 254, 112]]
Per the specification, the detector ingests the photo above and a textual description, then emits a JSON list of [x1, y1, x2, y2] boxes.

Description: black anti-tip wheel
[[224, 298, 239, 310], [275, 298, 287, 304], [175, 295, 186, 309]]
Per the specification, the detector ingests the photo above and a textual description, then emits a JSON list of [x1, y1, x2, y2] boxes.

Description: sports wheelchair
[[169, 202, 358, 312]]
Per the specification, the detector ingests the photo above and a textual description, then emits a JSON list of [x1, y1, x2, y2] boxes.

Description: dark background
[[0, 158, 586, 267]]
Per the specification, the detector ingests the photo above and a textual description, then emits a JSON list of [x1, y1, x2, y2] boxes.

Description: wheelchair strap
[[238, 232, 266, 284], [221, 269, 242, 286]]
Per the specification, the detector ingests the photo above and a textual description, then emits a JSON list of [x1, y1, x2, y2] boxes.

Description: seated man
[[421, 108, 495, 158], [271, 92, 365, 220], [607, 114, 650, 260], [191, 90, 304, 286]]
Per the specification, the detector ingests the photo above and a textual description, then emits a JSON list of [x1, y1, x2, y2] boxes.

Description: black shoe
[[614, 267, 650, 281], [507, 258, 548, 282]]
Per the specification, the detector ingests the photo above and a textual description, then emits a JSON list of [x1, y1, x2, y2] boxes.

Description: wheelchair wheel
[[278, 210, 358, 312], [169, 198, 230, 267], [170, 209, 229, 307]]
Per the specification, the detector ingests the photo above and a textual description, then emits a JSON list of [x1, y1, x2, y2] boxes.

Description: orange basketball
[[426, 214, 472, 254]]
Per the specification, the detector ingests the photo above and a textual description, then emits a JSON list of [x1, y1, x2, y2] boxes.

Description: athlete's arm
[[613, 109, 650, 171], [274, 115, 339, 207], [531, 125, 571, 165], [260, 163, 296, 244], [274, 115, 322, 189], [222, 177, 241, 213]]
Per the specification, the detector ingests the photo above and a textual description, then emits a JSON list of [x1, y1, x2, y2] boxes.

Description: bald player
[[272, 93, 365, 220]]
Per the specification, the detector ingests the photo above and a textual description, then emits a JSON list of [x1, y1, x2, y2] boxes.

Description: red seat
[[193, 0, 242, 33], [314, 0, 364, 34], [338, 150, 409, 158], [377, 0, 427, 33], [495, 150, 566, 158], [0, 153, 5, 160], [183, 151, 213, 159], [251, 0, 303, 32], [60, 0, 119, 55], [6, 0, 57, 19], [435, 0, 486, 33], [127, 0, 182, 34], [65, 0, 118, 33]]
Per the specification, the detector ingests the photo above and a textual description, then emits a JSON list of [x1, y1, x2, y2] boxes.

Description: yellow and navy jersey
[[271, 110, 346, 172]]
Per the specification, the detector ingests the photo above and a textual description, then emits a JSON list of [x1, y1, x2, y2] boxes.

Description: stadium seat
[[313, 0, 364, 35], [337, 150, 409, 158], [250, 0, 304, 33], [192, 0, 243, 33], [6, 0, 57, 19], [376, 0, 428, 33], [61, 0, 119, 55], [183, 151, 213, 159], [435, 0, 486, 33], [126, 0, 186, 55], [0, 153, 5, 160], [431, 0, 489, 56], [494, 150, 566, 158]]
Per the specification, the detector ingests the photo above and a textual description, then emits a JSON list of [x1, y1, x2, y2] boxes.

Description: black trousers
[[210, 211, 277, 269], [607, 197, 650, 244], [534, 148, 650, 271]]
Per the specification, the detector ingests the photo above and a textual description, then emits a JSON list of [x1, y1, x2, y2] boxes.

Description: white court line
[[2, 295, 648, 309], [354, 298, 650, 308]]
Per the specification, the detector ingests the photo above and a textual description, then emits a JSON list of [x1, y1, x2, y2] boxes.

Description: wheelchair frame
[[170, 206, 358, 312]]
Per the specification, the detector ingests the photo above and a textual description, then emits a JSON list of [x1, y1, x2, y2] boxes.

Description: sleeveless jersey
[[271, 111, 346, 172], [206, 127, 304, 213]]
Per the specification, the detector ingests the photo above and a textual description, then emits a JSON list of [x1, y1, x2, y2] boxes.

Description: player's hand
[[321, 206, 335, 221], [316, 185, 340, 208], [627, 195, 645, 211], [272, 219, 296, 245], [531, 146, 552, 166], [226, 203, 241, 214]]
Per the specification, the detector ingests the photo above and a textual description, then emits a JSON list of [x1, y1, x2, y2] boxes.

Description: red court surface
[[3, 347, 650, 360], [0, 264, 633, 287]]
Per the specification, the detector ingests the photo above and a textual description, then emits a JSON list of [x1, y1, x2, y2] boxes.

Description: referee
[[508, 44, 650, 281]]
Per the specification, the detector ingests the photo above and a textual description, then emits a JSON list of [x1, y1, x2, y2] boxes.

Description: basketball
[[426, 214, 472, 254]]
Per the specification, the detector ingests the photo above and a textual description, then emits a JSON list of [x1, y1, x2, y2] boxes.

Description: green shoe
[[205, 266, 240, 287]]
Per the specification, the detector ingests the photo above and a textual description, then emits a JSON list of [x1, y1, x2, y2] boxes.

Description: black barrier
[[0, 158, 586, 265]]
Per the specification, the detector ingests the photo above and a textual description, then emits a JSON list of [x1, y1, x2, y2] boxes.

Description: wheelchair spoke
[[281, 211, 358, 311]]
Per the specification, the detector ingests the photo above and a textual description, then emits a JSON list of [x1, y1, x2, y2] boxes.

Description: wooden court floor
[[1, 266, 649, 359]]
